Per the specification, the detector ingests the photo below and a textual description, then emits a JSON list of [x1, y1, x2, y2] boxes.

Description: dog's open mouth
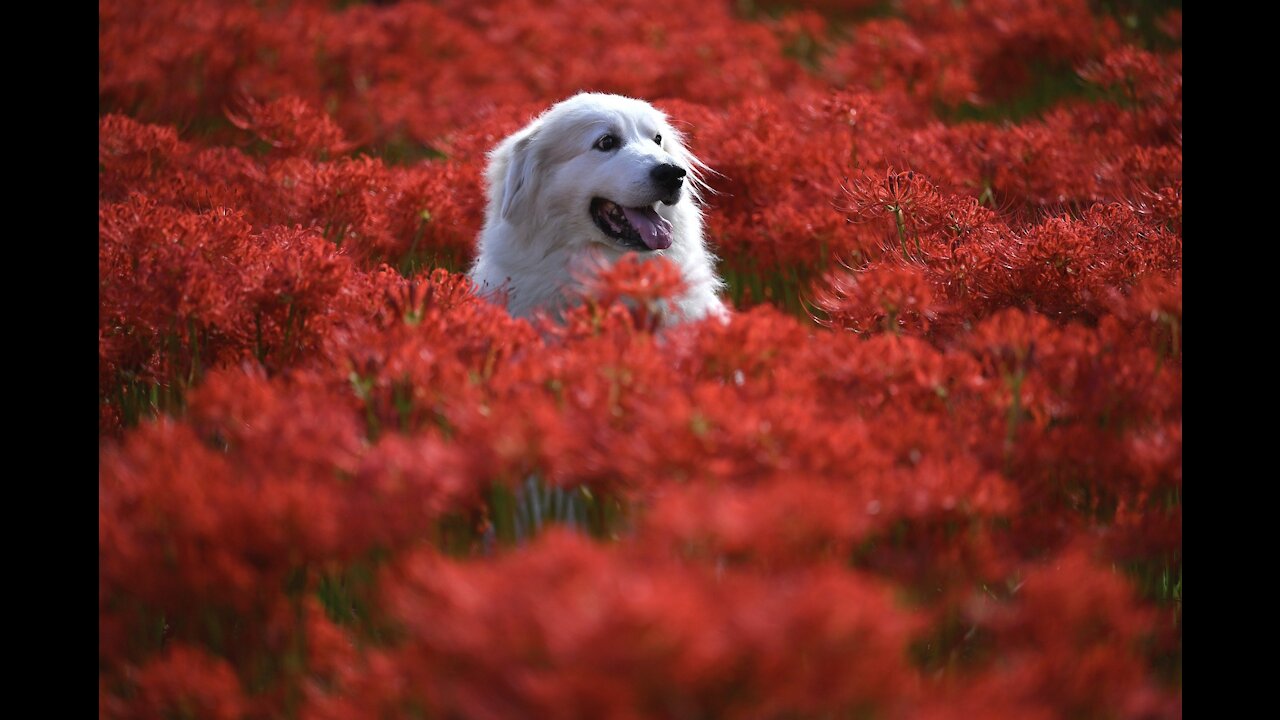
[[590, 198, 673, 251]]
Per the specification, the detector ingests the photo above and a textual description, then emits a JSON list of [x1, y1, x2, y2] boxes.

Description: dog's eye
[[654, 133, 663, 145], [594, 134, 618, 151]]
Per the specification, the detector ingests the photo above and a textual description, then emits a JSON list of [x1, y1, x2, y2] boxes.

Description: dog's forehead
[[547, 96, 664, 136]]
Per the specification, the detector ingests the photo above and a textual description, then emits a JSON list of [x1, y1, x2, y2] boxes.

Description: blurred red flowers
[[100, 0, 1181, 717]]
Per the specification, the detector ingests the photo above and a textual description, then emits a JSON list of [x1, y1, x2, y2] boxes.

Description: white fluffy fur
[[469, 93, 727, 324]]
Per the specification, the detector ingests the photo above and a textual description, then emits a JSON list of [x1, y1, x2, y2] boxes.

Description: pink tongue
[[621, 206, 673, 250]]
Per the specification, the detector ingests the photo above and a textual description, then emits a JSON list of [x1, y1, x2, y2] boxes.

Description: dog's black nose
[[651, 163, 687, 193]]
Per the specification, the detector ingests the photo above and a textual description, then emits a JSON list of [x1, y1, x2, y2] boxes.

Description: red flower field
[[99, 1, 1182, 717]]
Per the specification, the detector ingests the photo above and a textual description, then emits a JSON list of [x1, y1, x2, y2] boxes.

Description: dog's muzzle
[[651, 163, 686, 205]]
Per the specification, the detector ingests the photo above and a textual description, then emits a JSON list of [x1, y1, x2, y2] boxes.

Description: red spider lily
[[377, 531, 922, 719], [824, 0, 1117, 109], [100, 0, 822, 150], [946, 545, 1175, 718], [641, 469, 1014, 578], [1105, 270, 1182, 358], [813, 262, 938, 335], [832, 166, 1181, 329], [226, 95, 357, 159], [1158, 10, 1183, 41], [1080, 48, 1183, 117], [98, 115, 184, 192], [122, 645, 248, 720], [100, 416, 347, 618], [99, 113, 484, 268], [566, 254, 689, 333], [98, 193, 364, 417], [99, 0, 1181, 715], [671, 95, 859, 275]]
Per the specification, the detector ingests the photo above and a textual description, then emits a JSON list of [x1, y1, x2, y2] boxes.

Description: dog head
[[485, 92, 708, 254]]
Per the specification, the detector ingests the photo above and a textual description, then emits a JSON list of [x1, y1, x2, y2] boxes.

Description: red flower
[[128, 645, 247, 720], [227, 95, 355, 159], [813, 262, 938, 335], [99, 1, 1182, 714]]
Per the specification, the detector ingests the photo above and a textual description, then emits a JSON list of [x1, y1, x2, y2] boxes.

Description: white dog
[[469, 93, 727, 324]]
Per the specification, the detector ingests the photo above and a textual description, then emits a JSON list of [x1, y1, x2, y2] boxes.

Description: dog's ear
[[499, 131, 539, 222]]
